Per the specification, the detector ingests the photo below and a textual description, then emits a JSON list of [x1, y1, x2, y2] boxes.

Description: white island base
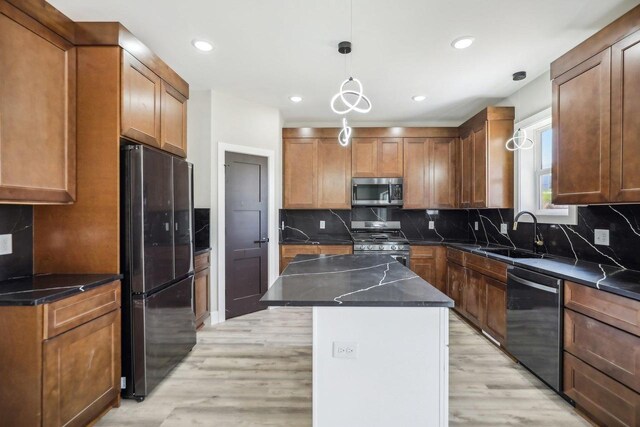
[[313, 306, 449, 427]]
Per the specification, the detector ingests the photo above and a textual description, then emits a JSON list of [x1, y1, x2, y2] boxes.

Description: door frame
[[217, 142, 276, 323]]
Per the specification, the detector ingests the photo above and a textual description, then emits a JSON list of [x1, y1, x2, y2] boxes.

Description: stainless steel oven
[[506, 267, 563, 393], [352, 178, 403, 206]]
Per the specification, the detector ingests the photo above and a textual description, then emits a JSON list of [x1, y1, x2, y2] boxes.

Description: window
[[515, 108, 577, 225]]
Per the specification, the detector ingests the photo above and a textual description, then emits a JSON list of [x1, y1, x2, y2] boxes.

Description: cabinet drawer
[[464, 252, 507, 282], [44, 281, 120, 339], [280, 245, 320, 257], [195, 251, 211, 272], [565, 281, 640, 337], [318, 245, 352, 255], [446, 248, 465, 265], [565, 309, 640, 393], [564, 352, 640, 427], [411, 246, 436, 258]]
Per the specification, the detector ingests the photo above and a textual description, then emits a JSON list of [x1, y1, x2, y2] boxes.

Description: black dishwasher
[[506, 267, 563, 392]]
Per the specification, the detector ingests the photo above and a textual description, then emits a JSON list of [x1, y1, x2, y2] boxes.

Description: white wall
[[187, 90, 283, 322], [187, 90, 212, 208], [497, 70, 552, 124]]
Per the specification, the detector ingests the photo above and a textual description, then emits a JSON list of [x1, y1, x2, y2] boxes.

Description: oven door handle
[[508, 274, 558, 294]]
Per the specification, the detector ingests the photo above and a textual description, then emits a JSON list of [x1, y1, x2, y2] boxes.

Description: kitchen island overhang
[[260, 254, 453, 427]]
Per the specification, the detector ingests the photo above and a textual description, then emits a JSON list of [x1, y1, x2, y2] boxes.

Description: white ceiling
[[51, 0, 640, 126]]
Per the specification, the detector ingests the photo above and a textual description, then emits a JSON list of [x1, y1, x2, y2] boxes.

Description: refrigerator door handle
[[164, 222, 170, 232]]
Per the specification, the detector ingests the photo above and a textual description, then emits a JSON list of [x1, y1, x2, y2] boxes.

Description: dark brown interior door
[[225, 152, 269, 319]]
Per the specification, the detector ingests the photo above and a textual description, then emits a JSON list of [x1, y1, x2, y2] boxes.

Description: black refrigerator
[[121, 144, 196, 401]]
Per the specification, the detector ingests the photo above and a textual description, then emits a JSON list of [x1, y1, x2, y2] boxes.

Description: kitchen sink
[[478, 248, 545, 259]]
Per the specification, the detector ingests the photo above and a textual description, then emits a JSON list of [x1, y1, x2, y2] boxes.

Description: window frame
[[514, 108, 577, 225]]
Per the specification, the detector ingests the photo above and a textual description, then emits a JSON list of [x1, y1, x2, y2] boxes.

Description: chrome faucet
[[513, 211, 544, 254]]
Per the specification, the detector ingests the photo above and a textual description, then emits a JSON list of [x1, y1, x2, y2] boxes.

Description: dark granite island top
[[261, 254, 453, 307], [0, 274, 123, 306]]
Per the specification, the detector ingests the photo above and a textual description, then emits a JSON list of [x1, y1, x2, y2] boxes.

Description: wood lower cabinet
[[280, 244, 352, 273], [446, 249, 507, 346], [0, 281, 121, 427], [160, 80, 188, 157], [483, 277, 507, 345], [194, 251, 211, 329], [284, 138, 351, 209], [0, 5, 76, 203], [563, 280, 640, 426], [564, 352, 640, 427], [409, 246, 446, 292], [352, 138, 403, 178]]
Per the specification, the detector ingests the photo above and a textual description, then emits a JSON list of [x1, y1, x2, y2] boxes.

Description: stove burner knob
[[366, 245, 372, 250], [391, 245, 397, 250]]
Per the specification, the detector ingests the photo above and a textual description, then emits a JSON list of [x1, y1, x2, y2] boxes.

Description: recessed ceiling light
[[289, 96, 303, 103], [451, 36, 475, 49], [412, 95, 427, 102], [192, 39, 214, 52]]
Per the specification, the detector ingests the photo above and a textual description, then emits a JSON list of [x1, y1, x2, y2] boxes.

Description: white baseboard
[[209, 310, 222, 325]]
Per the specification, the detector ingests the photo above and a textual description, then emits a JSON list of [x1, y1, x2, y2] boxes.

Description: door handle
[[254, 237, 270, 244]]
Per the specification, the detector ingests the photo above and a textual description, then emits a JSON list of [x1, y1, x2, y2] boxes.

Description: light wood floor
[[98, 308, 590, 426]]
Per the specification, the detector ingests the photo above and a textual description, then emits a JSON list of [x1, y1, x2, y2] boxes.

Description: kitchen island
[[261, 254, 453, 427]]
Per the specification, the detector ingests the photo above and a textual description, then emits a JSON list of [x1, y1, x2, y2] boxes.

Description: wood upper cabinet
[[611, 30, 640, 202], [459, 134, 472, 208], [552, 49, 611, 204], [431, 138, 457, 208], [0, 9, 76, 203], [352, 138, 403, 177], [284, 139, 318, 208], [283, 138, 351, 209], [403, 138, 430, 209], [403, 138, 456, 209], [121, 50, 162, 147], [160, 80, 188, 157], [458, 107, 513, 209], [317, 139, 352, 208], [378, 138, 403, 177], [352, 138, 378, 177]]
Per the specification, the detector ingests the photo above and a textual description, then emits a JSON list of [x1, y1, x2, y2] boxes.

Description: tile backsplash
[[281, 204, 640, 271], [0, 205, 33, 281]]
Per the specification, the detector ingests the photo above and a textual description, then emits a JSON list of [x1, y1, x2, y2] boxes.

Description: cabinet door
[[552, 49, 611, 204], [471, 126, 487, 208], [121, 50, 162, 147], [464, 270, 484, 327], [430, 138, 457, 208], [378, 138, 403, 177], [43, 310, 120, 427], [0, 12, 76, 203], [194, 267, 210, 329], [403, 138, 429, 209], [160, 80, 188, 157], [411, 257, 438, 289], [611, 31, 640, 202], [284, 139, 318, 208], [280, 245, 319, 272], [317, 139, 351, 209], [352, 138, 378, 177], [483, 277, 507, 345], [447, 263, 465, 310], [459, 134, 473, 208]]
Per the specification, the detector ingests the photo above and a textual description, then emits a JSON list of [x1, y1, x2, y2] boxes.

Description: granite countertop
[[194, 247, 212, 255], [261, 254, 453, 308], [0, 274, 123, 306], [446, 243, 640, 302]]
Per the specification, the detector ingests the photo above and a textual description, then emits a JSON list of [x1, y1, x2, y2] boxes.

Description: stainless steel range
[[351, 221, 410, 266]]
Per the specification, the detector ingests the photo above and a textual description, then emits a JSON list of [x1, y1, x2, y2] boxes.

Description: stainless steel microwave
[[352, 178, 403, 206]]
